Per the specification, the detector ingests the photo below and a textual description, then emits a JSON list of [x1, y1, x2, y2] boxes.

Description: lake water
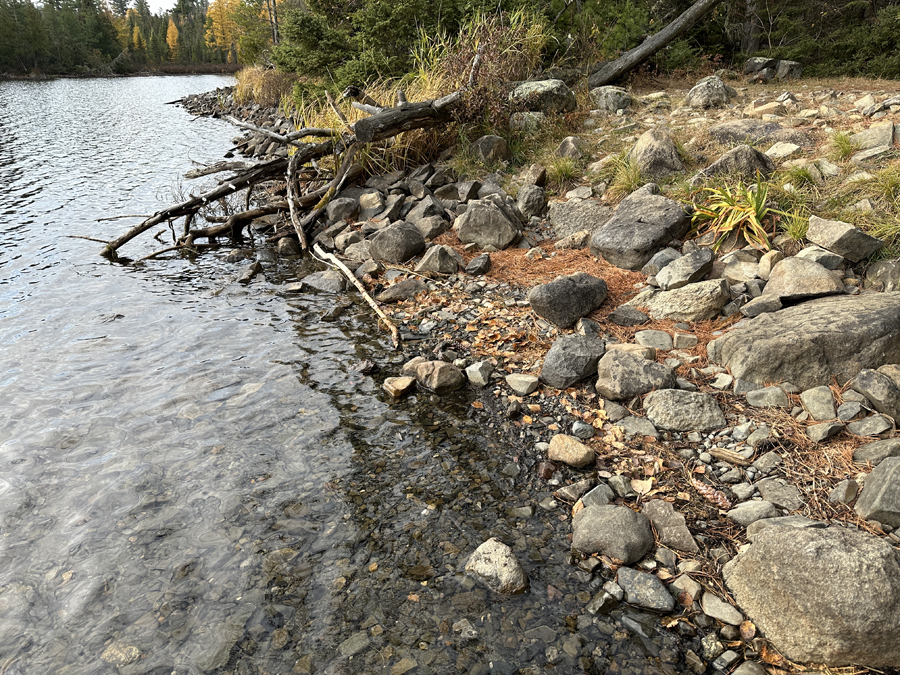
[[0, 75, 678, 674]]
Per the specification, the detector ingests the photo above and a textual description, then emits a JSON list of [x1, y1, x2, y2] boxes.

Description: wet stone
[[339, 631, 371, 657], [383, 376, 415, 397], [616, 567, 675, 612]]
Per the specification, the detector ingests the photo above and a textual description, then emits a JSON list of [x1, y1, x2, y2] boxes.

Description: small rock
[[382, 376, 415, 397], [727, 500, 779, 526], [506, 373, 540, 396], [746, 386, 790, 408], [616, 567, 675, 612], [465, 538, 529, 594], [828, 479, 859, 504], [548, 434, 595, 468], [701, 593, 744, 626]]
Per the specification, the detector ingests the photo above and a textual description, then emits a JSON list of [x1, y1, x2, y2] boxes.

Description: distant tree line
[[2, 0, 899, 78]]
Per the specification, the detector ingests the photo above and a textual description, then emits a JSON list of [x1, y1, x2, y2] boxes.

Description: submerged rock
[[465, 538, 529, 594]]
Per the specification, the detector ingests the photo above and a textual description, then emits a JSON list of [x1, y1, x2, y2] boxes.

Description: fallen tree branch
[[588, 0, 723, 87], [179, 204, 283, 246], [184, 160, 255, 179], [225, 115, 337, 146], [286, 151, 308, 249], [313, 243, 400, 348]]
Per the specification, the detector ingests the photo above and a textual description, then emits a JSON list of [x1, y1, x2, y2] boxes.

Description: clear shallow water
[[0, 76, 677, 675]]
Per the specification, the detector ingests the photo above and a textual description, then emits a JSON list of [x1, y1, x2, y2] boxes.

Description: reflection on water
[[0, 76, 677, 674]]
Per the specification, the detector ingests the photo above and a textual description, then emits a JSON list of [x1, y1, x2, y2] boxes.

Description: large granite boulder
[[707, 293, 900, 390], [589, 184, 691, 270], [540, 335, 606, 389], [528, 273, 608, 328], [596, 349, 677, 400], [628, 129, 685, 180], [509, 79, 577, 114], [724, 526, 900, 668], [455, 196, 521, 249]]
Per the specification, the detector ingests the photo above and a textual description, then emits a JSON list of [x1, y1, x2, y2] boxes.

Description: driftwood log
[[99, 90, 462, 260]]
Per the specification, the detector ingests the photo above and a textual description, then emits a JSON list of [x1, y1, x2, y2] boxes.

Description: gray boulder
[[528, 272, 608, 328], [799, 385, 836, 420], [571, 504, 654, 564], [807, 215, 883, 262], [509, 79, 577, 114], [596, 350, 677, 400], [691, 145, 775, 185], [516, 184, 547, 219], [415, 245, 458, 274], [303, 270, 346, 293], [369, 222, 426, 263], [548, 199, 613, 239], [854, 457, 900, 528], [540, 335, 606, 389], [685, 75, 734, 108], [375, 278, 427, 303], [589, 184, 691, 270], [744, 57, 777, 74], [854, 438, 900, 466], [795, 245, 844, 270], [455, 198, 521, 250], [638, 279, 731, 321], [763, 257, 844, 302], [850, 119, 895, 150], [707, 293, 900, 393], [724, 526, 900, 668], [590, 86, 633, 113], [774, 60, 802, 80], [470, 135, 510, 164], [557, 136, 589, 159], [465, 538, 529, 595], [404, 195, 446, 226], [326, 197, 359, 223], [866, 259, 900, 291], [655, 249, 714, 290], [644, 390, 726, 431], [852, 369, 900, 420], [627, 128, 685, 179]]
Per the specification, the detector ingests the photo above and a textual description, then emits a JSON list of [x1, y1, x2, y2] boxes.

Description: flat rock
[[708, 119, 810, 146], [571, 504, 654, 563], [548, 434, 595, 468], [745, 515, 825, 541], [700, 592, 744, 626], [595, 350, 677, 401], [795, 244, 844, 270], [506, 373, 539, 396], [807, 421, 845, 443], [746, 386, 790, 407], [763, 257, 844, 302], [302, 270, 346, 293], [807, 215, 883, 262], [465, 538, 529, 594], [375, 278, 427, 303], [643, 499, 699, 553], [616, 567, 675, 612], [383, 376, 415, 397], [638, 279, 731, 321], [756, 478, 804, 511], [724, 526, 900, 667], [644, 390, 726, 432], [589, 184, 691, 270], [726, 500, 779, 526], [707, 293, 900, 390], [656, 249, 714, 290], [854, 456, 900, 528], [850, 119, 895, 150], [548, 199, 613, 239], [634, 329, 672, 351], [540, 334, 606, 389], [828, 479, 859, 504], [528, 272, 608, 328], [854, 438, 900, 466], [848, 414, 893, 436], [608, 305, 650, 326]]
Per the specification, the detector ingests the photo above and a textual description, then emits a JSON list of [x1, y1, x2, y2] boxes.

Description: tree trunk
[[588, 0, 724, 88], [741, 0, 760, 54]]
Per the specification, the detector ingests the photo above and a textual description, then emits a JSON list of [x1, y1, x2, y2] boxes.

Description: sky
[[147, 0, 172, 14]]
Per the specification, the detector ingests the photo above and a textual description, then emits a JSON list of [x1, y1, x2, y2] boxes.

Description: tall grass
[[235, 65, 300, 108]]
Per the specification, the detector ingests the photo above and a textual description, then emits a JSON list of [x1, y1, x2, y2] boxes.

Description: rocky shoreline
[[178, 76, 900, 674]]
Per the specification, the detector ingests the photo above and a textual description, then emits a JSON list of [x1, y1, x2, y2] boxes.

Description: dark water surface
[[0, 76, 677, 674]]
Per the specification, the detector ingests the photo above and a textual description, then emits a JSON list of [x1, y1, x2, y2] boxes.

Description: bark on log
[[588, 0, 724, 87], [353, 100, 456, 144]]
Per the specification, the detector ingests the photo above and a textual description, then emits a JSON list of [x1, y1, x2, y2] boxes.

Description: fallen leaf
[[527, 404, 541, 412], [522, 415, 533, 424], [760, 644, 784, 666], [471, 401, 483, 409], [407, 593, 420, 603], [631, 478, 654, 495]]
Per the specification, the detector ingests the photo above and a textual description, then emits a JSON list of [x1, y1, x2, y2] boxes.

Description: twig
[[351, 102, 384, 116], [65, 235, 113, 243], [136, 243, 215, 262], [325, 90, 353, 134], [298, 143, 360, 235], [96, 215, 150, 222], [225, 116, 336, 147], [286, 151, 307, 250], [313, 243, 400, 348], [467, 44, 485, 90]]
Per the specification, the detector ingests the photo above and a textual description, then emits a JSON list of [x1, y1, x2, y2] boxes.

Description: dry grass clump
[[235, 65, 301, 108]]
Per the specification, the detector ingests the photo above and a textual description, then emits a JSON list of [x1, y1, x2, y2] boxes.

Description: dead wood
[[313, 243, 400, 348], [588, 0, 723, 87]]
